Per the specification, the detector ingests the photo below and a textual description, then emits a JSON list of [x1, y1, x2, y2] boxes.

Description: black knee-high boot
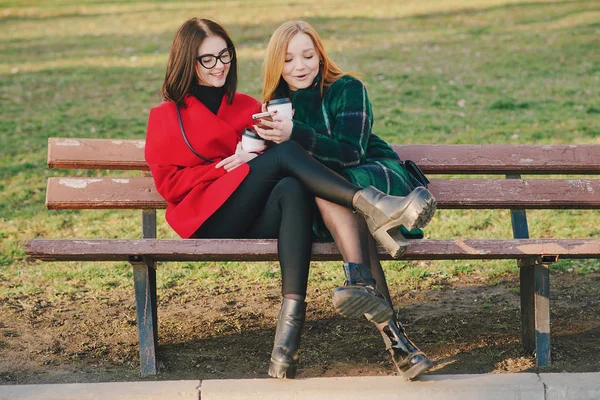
[[374, 319, 432, 380], [332, 263, 393, 323], [269, 298, 306, 379]]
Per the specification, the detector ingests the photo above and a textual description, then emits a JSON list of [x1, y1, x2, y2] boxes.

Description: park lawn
[[1, 0, 599, 300]]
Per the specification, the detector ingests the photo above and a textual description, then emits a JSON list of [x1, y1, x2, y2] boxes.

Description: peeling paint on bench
[[56, 139, 81, 146], [58, 178, 102, 189]]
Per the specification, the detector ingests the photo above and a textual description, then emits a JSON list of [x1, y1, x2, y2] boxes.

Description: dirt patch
[[1, 271, 599, 384]]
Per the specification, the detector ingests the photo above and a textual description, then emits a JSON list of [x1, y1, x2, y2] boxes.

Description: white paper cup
[[266, 97, 293, 119], [241, 129, 266, 152]]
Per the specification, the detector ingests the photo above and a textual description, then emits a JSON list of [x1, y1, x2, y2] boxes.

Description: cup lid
[[267, 97, 291, 106], [243, 128, 260, 139]]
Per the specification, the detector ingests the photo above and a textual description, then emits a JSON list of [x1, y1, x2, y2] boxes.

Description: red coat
[[145, 93, 261, 238]]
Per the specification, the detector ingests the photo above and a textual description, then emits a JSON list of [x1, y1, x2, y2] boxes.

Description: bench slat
[[46, 177, 164, 209], [48, 138, 148, 171], [45, 177, 600, 210], [25, 238, 600, 262], [392, 144, 600, 174], [48, 138, 600, 174]]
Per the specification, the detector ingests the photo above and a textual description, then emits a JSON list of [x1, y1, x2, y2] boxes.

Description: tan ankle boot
[[353, 186, 437, 258]]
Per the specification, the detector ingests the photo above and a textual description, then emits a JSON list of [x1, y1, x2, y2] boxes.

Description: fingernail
[[273, 110, 278, 114], [257, 119, 261, 122]]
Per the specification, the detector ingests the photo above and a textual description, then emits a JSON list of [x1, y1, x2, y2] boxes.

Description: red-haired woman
[[256, 20, 436, 380]]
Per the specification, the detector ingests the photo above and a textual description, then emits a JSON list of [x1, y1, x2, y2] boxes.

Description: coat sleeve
[[145, 107, 227, 204], [290, 78, 373, 171]]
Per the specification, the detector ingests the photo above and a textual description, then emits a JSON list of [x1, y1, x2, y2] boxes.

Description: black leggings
[[249, 141, 360, 207], [193, 141, 362, 296]]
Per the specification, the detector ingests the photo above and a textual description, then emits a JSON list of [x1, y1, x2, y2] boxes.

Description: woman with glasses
[[145, 17, 436, 379], [255, 20, 436, 380]]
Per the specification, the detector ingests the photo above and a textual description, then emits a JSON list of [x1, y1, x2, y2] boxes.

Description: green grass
[[1, 0, 599, 299]]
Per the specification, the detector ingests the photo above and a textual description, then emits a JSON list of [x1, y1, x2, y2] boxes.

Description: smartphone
[[252, 111, 273, 129]]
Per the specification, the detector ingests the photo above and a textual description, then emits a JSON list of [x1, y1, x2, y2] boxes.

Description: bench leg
[[132, 260, 158, 377], [534, 262, 551, 367], [506, 176, 549, 363], [140, 207, 159, 355], [519, 257, 551, 366], [519, 261, 536, 353], [149, 262, 158, 349]]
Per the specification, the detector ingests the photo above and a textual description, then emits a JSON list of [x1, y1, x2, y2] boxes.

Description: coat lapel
[[179, 95, 240, 163]]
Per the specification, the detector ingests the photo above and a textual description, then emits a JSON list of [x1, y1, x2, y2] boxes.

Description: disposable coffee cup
[[266, 97, 292, 119], [241, 128, 266, 152]]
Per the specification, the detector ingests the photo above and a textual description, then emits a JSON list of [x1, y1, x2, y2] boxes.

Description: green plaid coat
[[288, 74, 424, 239]]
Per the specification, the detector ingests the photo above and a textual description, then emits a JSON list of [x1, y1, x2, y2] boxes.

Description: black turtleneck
[[189, 83, 225, 115]]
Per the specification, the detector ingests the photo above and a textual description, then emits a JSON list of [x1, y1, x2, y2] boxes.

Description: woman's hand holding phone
[[253, 109, 294, 144], [252, 111, 274, 130]]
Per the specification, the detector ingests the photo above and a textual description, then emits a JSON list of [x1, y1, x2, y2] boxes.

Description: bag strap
[[177, 105, 214, 163]]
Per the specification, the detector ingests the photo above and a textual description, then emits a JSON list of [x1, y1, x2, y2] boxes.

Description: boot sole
[[411, 189, 437, 230], [396, 356, 433, 381], [269, 359, 297, 379], [373, 188, 437, 259], [391, 187, 437, 231], [332, 288, 394, 323]]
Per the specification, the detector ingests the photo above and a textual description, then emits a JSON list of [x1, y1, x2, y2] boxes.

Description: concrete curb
[[0, 380, 200, 400], [1, 373, 599, 400], [201, 374, 543, 400], [542, 373, 600, 400]]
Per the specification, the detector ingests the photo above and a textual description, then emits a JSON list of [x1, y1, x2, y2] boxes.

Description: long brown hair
[[262, 20, 346, 102], [162, 18, 238, 107]]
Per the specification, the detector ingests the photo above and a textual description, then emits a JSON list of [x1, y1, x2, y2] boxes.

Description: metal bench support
[[131, 256, 158, 377], [534, 259, 551, 366], [129, 169, 159, 377], [142, 208, 159, 350], [519, 256, 551, 366], [519, 259, 536, 353], [508, 173, 551, 367]]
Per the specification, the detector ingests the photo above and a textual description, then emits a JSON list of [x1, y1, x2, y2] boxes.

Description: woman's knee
[[272, 140, 305, 159]]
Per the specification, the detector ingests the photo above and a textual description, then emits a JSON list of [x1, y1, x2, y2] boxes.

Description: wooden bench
[[25, 138, 600, 377]]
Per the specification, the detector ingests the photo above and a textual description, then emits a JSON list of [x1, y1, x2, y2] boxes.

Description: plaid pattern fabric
[[291, 75, 415, 197], [290, 75, 424, 239]]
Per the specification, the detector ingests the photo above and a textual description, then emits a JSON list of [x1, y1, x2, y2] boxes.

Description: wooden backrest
[[46, 138, 600, 210], [48, 138, 600, 174]]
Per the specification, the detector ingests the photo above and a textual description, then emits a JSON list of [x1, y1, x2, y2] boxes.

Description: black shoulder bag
[[403, 159, 430, 189]]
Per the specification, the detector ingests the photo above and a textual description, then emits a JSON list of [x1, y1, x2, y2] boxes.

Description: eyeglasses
[[196, 47, 234, 69]]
